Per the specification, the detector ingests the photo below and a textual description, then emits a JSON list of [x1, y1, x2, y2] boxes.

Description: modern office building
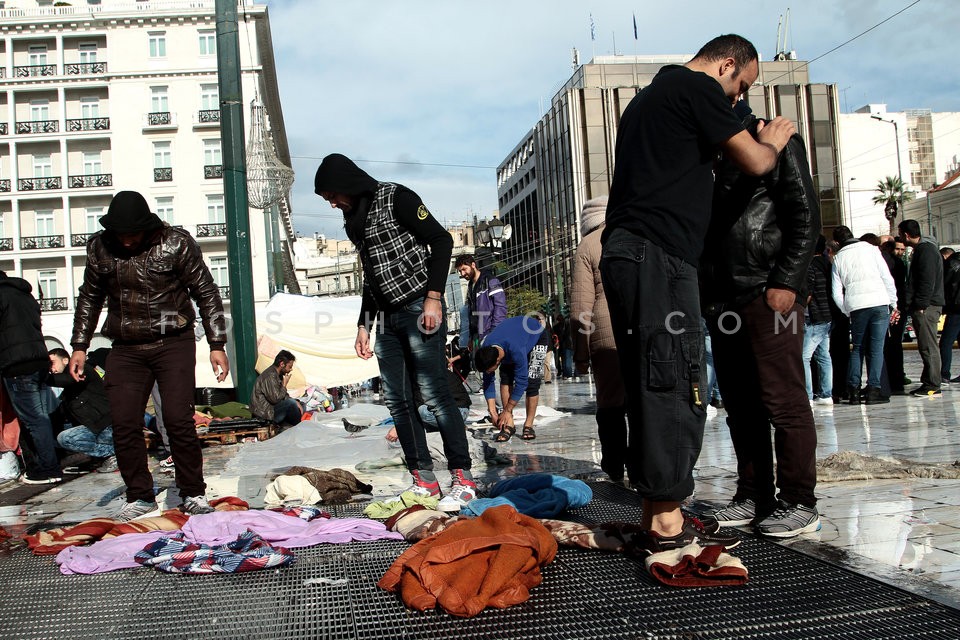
[[497, 54, 841, 306], [841, 104, 960, 237], [0, 0, 295, 350]]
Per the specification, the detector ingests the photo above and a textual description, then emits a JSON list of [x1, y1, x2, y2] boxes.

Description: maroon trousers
[[103, 332, 205, 502]]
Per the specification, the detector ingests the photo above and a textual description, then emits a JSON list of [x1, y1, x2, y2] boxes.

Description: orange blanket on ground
[[23, 497, 248, 555], [378, 504, 558, 618]]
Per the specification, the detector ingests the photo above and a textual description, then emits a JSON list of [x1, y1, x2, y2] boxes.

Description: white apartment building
[[840, 104, 960, 236], [0, 0, 295, 351]]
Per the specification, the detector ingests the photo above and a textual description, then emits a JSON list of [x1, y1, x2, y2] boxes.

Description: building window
[[207, 194, 225, 223], [28, 44, 47, 66], [153, 141, 172, 168], [78, 42, 98, 64], [30, 99, 50, 122], [33, 154, 53, 177], [148, 32, 166, 58], [0, 213, 4, 237], [37, 269, 58, 298], [209, 256, 228, 286], [80, 96, 100, 119], [150, 86, 169, 113], [85, 206, 103, 232], [156, 197, 174, 224], [203, 139, 222, 166], [199, 30, 216, 56], [83, 152, 102, 175], [200, 84, 219, 110], [35, 210, 55, 236]]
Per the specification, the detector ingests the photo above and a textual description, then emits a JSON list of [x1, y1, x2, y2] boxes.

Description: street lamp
[[871, 114, 903, 232], [846, 176, 856, 226]]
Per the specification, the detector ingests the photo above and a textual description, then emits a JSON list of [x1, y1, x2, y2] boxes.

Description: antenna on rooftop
[[774, 8, 796, 61], [571, 47, 580, 71]]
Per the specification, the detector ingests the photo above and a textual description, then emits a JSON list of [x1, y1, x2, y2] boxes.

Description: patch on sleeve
[[417, 204, 430, 221]]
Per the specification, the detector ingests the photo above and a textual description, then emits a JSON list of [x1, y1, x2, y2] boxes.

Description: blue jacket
[[468, 269, 507, 345], [481, 316, 544, 403]]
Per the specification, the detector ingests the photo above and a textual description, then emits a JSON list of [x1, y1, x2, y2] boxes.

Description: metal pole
[[215, 0, 257, 401], [892, 120, 903, 226]]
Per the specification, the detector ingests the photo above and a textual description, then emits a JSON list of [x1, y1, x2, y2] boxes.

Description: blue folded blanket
[[462, 473, 592, 518]]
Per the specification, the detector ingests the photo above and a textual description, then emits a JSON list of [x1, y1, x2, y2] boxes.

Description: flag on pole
[[590, 13, 596, 41], [633, 13, 638, 40]]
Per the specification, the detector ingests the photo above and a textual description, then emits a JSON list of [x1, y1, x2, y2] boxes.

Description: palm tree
[[872, 176, 914, 235]]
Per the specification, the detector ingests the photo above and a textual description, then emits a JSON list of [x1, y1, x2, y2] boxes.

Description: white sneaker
[[180, 495, 215, 515], [813, 397, 834, 406], [115, 499, 159, 522], [437, 469, 477, 512]]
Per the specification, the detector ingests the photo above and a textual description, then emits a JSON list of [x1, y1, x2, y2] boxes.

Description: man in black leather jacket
[[69, 190, 229, 521], [700, 102, 821, 538], [938, 248, 960, 382]]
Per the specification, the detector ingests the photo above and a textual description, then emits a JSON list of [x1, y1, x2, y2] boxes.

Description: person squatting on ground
[[250, 350, 304, 427], [314, 153, 475, 513], [570, 196, 628, 483], [70, 190, 230, 522], [0, 271, 61, 484], [700, 100, 821, 538], [455, 254, 507, 353], [831, 226, 898, 405], [600, 34, 796, 554], [474, 315, 550, 443], [48, 348, 117, 474], [803, 236, 835, 404]]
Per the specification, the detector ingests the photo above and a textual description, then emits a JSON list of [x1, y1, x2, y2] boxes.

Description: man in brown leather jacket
[[69, 190, 230, 521]]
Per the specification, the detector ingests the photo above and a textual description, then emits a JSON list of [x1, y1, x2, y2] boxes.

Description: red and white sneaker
[[438, 469, 476, 512]]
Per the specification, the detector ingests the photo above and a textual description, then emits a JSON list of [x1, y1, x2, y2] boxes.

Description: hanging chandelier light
[[246, 98, 295, 210]]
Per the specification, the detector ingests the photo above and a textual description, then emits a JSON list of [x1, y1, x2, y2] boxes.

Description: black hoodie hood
[[313, 154, 378, 196], [99, 190, 164, 234], [0, 271, 32, 294]]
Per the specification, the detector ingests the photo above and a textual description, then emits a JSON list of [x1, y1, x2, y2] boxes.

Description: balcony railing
[[14, 64, 56, 78], [0, 179, 10, 192], [16, 120, 59, 134], [198, 109, 221, 124], [21, 235, 64, 250], [146, 112, 173, 126], [197, 223, 227, 238], [0, 68, 4, 78], [204, 164, 223, 179], [0, 123, 6, 135], [154, 167, 173, 182], [69, 173, 113, 189], [64, 62, 107, 75], [72, 233, 92, 247], [66, 117, 110, 132], [18, 177, 62, 191], [0, 238, 12, 251], [217, 285, 231, 299], [40, 297, 68, 312]]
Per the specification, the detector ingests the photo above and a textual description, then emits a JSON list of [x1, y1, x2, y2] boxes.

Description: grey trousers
[[913, 306, 942, 388]]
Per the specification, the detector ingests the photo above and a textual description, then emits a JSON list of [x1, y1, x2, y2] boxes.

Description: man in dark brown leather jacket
[[69, 190, 230, 521]]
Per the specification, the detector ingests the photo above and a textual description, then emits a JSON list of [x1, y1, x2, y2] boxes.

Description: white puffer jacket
[[831, 241, 898, 315]]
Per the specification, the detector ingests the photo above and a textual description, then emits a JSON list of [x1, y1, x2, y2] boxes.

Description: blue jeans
[[418, 405, 470, 431], [273, 398, 302, 426], [58, 426, 115, 458], [3, 371, 59, 477], [938, 313, 960, 379], [802, 321, 833, 400], [848, 306, 890, 389], [374, 299, 470, 471], [703, 318, 721, 403]]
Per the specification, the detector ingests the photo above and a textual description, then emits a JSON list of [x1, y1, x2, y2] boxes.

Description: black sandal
[[494, 425, 515, 442], [520, 425, 536, 440]]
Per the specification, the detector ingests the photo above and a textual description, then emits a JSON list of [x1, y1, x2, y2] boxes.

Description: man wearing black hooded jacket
[[700, 102, 821, 538], [314, 153, 474, 513]]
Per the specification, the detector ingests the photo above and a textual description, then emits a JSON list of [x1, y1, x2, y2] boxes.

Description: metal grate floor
[[1, 483, 958, 640]]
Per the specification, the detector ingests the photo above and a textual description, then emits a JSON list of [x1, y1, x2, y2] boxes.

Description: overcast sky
[[261, 0, 957, 238]]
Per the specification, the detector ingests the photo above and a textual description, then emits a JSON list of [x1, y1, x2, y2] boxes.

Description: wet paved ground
[[0, 350, 958, 611]]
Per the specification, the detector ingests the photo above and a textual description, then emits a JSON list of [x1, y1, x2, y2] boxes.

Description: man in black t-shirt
[[599, 34, 796, 555]]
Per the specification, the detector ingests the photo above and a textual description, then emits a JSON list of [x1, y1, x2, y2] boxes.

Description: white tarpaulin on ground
[[252, 293, 379, 388]]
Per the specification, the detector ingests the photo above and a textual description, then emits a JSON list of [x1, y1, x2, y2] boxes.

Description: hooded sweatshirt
[[314, 154, 454, 327]]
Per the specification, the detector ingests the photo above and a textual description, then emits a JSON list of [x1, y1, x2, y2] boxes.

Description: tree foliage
[[505, 285, 547, 318]]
